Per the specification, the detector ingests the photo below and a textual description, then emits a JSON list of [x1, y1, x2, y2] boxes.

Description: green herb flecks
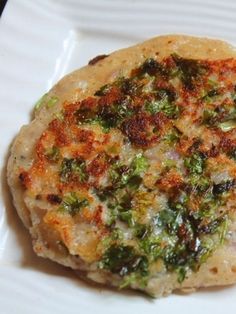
[[188, 175, 210, 193], [59, 192, 89, 216], [163, 127, 182, 144], [34, 93, 48, 110], [60, 158, 88, 183], [119, 210, 135, 227], [195, 192, 222, 220], [137, 58, 169, 77], [137, 199, 230, 283], [132, 153, 149, 175], [75, 106, 97, 125], [45, 146, 60, 162], [106, 193, 134, 227], [47, 96, 58, 108], [100, 244, 149, 277], [184, 152, 206, 175], [119, 272, 149, 290], [202, 89, 220, 103], [97, 100, 134, 131], [105, 192, 135, 227], [109, 154, 148, 190], [202, 103, 236, 129], [76, 98, 133, 133], [172, 54, 208, 90], [94, 84, 111, 96], [145, 95, 179, 118], [95, 155, 149, 227], [202, 109, 218, 125]]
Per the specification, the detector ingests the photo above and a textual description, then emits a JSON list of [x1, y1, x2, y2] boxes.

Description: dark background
[[0, 0, 7, 16]]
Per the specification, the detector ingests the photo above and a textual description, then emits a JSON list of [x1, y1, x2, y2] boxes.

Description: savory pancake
[[7, 35, 236, 297]]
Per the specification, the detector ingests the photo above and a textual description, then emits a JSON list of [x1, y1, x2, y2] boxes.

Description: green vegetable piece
[[172, 54, 208, 90], [100, 245, 149, 277], [76, 104, 97, 125], [145, 96, 179, 118], [184, 152, 205, 175], [138, 58, 168, 76], [177, 267, 187, 283], [202, 89, 219, 104], [119, 210, 134, 227], [119, 272, 147, 290], [59, 192, 89, 216], [189, 175, 210, 193], [197, 238, 216, 264], [154, 209, 177, 229], [207, 78, 218, 87], [95, 186, 115, 202], [34, 93, 48, 110], [47, 96, 58, 108], [218, 120, 236, 132], [202, 109, 218, 125], [60, 158, 88, 183], [97, 100, 133, 131], [145, 99, 163, 115], [196, 193, 222, 220], [127, 175, 142, 189], [219, 217, 228, 244], [131, 153, 149, 175], [94, 84, 111, 96], [45, 146, 60, 162], [163, 127, 182, 144], [109, 154, 148, 190], [34, 94, 58, 111]]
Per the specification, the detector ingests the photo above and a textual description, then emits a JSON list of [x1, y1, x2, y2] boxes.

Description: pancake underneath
[[7, 35, 236, 297]]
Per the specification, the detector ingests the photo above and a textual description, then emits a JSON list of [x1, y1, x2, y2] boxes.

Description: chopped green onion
[[132, 153, 149, 175], [34, 94, 58, 110], [218, 120, 236, 132], [34, 93, 48, 110], [47, 95, 58, 108]]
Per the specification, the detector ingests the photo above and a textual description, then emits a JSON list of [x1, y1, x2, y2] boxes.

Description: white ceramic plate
[[1, 0, 236, 313]]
